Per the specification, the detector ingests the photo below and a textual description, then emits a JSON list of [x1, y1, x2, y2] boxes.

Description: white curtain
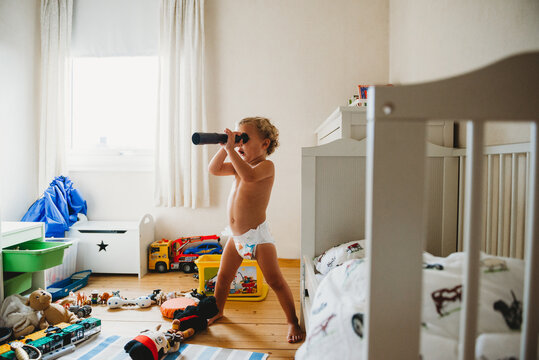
[[155, 0, 210, 208], [39, 0, 73, 193]]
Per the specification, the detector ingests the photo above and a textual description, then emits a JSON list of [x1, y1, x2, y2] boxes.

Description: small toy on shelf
[[124, 325, 180, 360]]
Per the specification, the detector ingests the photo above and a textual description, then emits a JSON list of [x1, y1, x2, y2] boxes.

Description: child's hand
[[223, 128, 242, 151]]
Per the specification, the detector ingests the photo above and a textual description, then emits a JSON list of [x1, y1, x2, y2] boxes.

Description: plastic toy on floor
[[124, 325, 180, 360], [9, 341, 41, 360], [68, 305, 92, 318], [107, 296, 152, 309]]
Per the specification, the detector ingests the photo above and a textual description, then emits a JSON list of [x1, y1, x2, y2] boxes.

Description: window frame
[[66, 56, 157, 172]]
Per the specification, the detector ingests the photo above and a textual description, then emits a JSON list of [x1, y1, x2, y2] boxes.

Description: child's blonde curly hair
[[239, 117, 279, 155]]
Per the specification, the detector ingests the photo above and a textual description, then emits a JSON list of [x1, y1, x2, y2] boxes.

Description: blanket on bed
[[296, 252, 531, 360]]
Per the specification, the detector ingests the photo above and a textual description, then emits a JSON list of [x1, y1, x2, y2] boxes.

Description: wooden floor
[[81, 259, 303, 359]]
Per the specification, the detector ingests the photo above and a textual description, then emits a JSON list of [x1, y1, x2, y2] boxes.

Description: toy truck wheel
[[182, 263, 194, 273], [156, 262, 168, 273]]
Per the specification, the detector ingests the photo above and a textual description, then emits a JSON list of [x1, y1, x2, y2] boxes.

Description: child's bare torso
[[227, 165, 274, 235]]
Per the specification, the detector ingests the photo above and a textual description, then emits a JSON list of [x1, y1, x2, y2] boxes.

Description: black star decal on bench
[[97, 241, 109, 252]]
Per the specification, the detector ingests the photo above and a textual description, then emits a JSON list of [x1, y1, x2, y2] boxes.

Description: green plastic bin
[[3, 272, 32, 297], [2, 240, 72, 272]]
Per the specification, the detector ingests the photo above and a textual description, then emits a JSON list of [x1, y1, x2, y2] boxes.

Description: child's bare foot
[[287, 323, 304, 343], [207, 312, 223, 325]]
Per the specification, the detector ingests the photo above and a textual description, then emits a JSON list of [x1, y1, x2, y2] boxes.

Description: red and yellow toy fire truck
[[148, 235, 222, 273]]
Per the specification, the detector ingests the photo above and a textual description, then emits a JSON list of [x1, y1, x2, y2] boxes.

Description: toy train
[[0, 317, 101, 360]]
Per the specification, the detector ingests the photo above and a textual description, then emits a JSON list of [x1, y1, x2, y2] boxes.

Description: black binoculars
[[192, 132, 249, 145]]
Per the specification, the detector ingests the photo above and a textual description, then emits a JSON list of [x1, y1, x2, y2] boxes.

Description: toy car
[[183, 242, 223, 255], [69, 305, 92, 318]]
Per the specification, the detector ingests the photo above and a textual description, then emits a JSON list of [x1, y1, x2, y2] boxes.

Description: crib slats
[[510, 153, 518, 258], [486, 154, 493, 254], [497, 154, 505, 255], [458, 156, 465, 251], [521, 123, 538, 360], [458, 121, 485, 360], [365, 119, 426, 360]]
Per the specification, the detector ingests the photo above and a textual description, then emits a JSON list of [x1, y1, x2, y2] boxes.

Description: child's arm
[[223, 129, 274, 182], [208, 147, 236, 176]]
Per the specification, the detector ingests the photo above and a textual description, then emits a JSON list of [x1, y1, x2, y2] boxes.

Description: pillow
[[315, 240, 366, 275], [160, 297, 197, 319]]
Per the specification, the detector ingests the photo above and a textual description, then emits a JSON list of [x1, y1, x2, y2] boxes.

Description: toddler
[[207, 117, 304, 343]]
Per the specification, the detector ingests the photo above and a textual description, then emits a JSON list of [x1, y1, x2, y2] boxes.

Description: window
[[68, 56, 158, 171]]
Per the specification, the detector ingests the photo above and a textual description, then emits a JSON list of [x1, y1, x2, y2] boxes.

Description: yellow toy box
[[195, 255, 269, 301]]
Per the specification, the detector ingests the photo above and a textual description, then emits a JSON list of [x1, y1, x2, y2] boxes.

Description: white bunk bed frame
[[300, 52, 538, 360]]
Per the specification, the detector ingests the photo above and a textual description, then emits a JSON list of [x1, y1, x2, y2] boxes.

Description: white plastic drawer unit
[[67, 214, 154, 278]]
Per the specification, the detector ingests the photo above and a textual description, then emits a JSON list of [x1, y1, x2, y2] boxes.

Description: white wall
[[389, 0, 539, 146], [69, 0, 389, 258], [0, 0, 40, 220]]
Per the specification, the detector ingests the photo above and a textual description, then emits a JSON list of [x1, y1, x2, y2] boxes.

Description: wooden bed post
[[521, 122, 539, 360], [458, 121, 485, 360], [365, 95, 426, 359]]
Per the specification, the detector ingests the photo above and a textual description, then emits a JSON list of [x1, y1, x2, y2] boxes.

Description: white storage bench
[[67, 214, 154, 278]]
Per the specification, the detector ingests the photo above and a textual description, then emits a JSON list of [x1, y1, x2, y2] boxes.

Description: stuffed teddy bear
[[26, 289, 79, 328], [124, 325, 181, 360], [169, 296, 219, 336]]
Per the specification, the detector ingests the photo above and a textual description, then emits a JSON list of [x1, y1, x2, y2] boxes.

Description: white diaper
[[222, 221, 275, 260]]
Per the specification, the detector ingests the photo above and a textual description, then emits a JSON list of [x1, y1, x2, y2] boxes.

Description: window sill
[[67, 153, 154, 172]]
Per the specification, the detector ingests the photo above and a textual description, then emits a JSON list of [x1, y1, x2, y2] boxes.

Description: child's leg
[[208, 238, 243, 324], [255, 243, 304, 343]]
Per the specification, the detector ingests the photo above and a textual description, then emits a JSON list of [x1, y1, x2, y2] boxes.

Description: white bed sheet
[[296, 252, 526, 360]]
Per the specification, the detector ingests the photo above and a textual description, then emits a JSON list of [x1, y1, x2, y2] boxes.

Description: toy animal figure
[[75, 292, 87, 306], [154, 292, 167, 306], [26, 289, 79, 328], [124, 325, 180, 360], [166, 291, 182, 300], [98, 292, 112, 305], [148, 290, 167, 306]]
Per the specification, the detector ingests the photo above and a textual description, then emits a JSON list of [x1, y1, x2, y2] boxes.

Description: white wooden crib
[[300, 52, 538, 360]]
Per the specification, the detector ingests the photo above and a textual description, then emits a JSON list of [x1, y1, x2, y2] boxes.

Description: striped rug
[[60, 334, 269, 360]]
